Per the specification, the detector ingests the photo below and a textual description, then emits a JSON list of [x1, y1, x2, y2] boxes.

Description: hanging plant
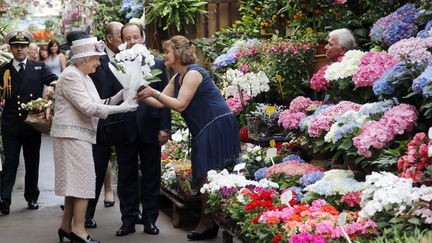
[[146, 0, 207, 34]]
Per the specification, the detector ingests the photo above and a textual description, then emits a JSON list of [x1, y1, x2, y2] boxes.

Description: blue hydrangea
[[383, 20, 418, 46], [358, 99, 397, 116], [373, 63, 408, 95], [254, 167, 268, 181], [298, 105, 334, 132], [299, 172, 324, 187], [213, 54, 236, 69], [282, 154, 304, 163], [287, 186, 304, 203], [417, 20, 432, 39], [412, 65, 432, 97]]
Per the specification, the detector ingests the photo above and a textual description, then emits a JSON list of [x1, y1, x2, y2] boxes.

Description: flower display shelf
[[160, 186, 201, 227], [214, 215, 255, 243]]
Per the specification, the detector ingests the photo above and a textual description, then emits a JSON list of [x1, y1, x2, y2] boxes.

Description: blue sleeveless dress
[[175, 64, 240, 179]]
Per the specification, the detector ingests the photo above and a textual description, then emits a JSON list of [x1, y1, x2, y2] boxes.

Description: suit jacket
[[0, 59, 57, 136], [50, 65, 110, 144], [88, 54, 123, 99], [124, 58, 171, 144]]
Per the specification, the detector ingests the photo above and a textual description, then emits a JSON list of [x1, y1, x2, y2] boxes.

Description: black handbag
[[97, 114, 131, 146]]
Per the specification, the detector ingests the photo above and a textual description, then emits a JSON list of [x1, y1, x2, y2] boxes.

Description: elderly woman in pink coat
[[50, 37, 137, 243]]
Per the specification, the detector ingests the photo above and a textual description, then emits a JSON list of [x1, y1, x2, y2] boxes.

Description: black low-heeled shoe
[[58, 228, 71, 242], [187, 224, 219, 241], [69, 232, 100, 243], [103, 200, 115, 207]]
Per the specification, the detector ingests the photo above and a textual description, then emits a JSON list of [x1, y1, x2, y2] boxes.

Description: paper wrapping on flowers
[[108, 44, 160, 92]]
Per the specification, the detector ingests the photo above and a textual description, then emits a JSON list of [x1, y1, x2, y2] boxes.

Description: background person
[[51, 37, 137, 243], [0, 30, 57, 215], [39, 46, 48, 62], [325, 28, 356, 62], [45, 39, 66, 77], [28, 43, 39, 61], [137, 35, 240, 241]]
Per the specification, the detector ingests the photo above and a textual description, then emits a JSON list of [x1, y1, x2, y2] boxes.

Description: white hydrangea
[[358, 172, 419, 219], [322, 169, 354, 180], [324, 50, 365, 81], [161, 162, 177, 189]]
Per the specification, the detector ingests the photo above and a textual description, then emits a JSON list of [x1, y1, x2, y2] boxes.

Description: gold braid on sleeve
[[1, 69, 11, 98]]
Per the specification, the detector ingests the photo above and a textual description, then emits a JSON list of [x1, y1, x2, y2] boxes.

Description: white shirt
[[13, 58, 28, 72], [106, 47, 116, 62]]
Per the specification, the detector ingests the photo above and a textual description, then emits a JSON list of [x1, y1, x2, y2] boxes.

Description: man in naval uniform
[[0, 30, 57, 215]]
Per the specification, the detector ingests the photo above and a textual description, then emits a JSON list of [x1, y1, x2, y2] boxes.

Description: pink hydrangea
[[353, 52, 399, 87], [266, 161, 324, 178], [226, 92, 250, 114], [353, 104, 418, 157], [289, 96, 323, 113], [310, 65, 330, 91], [334, 0, 347, 4], [278, 111, 307, 130], [308, 101, 361, 137]]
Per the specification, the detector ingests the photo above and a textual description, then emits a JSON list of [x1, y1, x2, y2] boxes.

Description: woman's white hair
[[329, 28, 355, 50], [71, 56, 90, 65]]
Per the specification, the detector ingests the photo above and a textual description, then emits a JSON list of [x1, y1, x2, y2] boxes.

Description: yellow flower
[[275, 74, 282, 82], [266, 105, 275, 117], [269, 140, 276, 148], [306, 27, 313, 33]]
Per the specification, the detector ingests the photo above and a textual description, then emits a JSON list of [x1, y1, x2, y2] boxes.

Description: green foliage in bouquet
[[146, 0, 207, 33]]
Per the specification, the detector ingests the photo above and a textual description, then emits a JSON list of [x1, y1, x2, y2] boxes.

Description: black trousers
[[85, 143, 112, 220], [116, 137, 161, 225], [1, 134, 41, 204]]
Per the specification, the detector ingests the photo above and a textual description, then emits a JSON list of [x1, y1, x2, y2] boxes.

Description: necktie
[[18, 63, 25, 73]]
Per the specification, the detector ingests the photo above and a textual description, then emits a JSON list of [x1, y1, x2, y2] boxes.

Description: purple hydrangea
[[254, 167, 269, 181], [282, 154, 304, 163], [395, 3, 418, 24], [412, 64, 432, 97], [299, 172, 325, 187], [417, 20, 432, 39], [383, 20, 418, 46], [370, 14, 398, 42], [213, 54, 236, 69]]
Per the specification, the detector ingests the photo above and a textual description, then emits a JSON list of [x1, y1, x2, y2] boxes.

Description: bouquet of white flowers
[[108, 43, 162, 102]]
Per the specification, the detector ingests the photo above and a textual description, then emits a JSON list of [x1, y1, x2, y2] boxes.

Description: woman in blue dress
[[137, 35, 240, 240]]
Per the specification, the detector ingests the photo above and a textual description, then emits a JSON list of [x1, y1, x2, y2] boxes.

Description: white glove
[[107, 101, 138, 115], [107, 89, 124, 105], [122, 89, 137, 105]]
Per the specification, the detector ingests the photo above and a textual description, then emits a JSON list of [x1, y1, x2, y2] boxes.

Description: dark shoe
[[104, 200, 115, 207], [85, 218, 97, 228], [69, 232, 100, 243], [134, 214, 143, 225], [58, 228, 71, 242], [143, 221, 159, 235], [27, 201, 39, 210], [0, 200, 10, 215], [187, 224, 219, 241], [116, 224, 135, 236]]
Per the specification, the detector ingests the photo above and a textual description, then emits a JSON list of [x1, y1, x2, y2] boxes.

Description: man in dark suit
[[115, 22, 170, 237], [0, 30, 57, 215]]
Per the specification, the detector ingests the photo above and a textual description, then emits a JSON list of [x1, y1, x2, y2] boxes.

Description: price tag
[[233, 163, 246, 173], [337, 212, 347, 226], [429, 127, 432, 139], [267, 148, 277, 165]]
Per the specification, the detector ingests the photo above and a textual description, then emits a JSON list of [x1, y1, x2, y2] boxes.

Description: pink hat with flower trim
[[70, 37, 106, 60]]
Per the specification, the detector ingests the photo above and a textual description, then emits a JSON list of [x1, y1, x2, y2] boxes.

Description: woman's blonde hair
[[163, 35, 196, 65]]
